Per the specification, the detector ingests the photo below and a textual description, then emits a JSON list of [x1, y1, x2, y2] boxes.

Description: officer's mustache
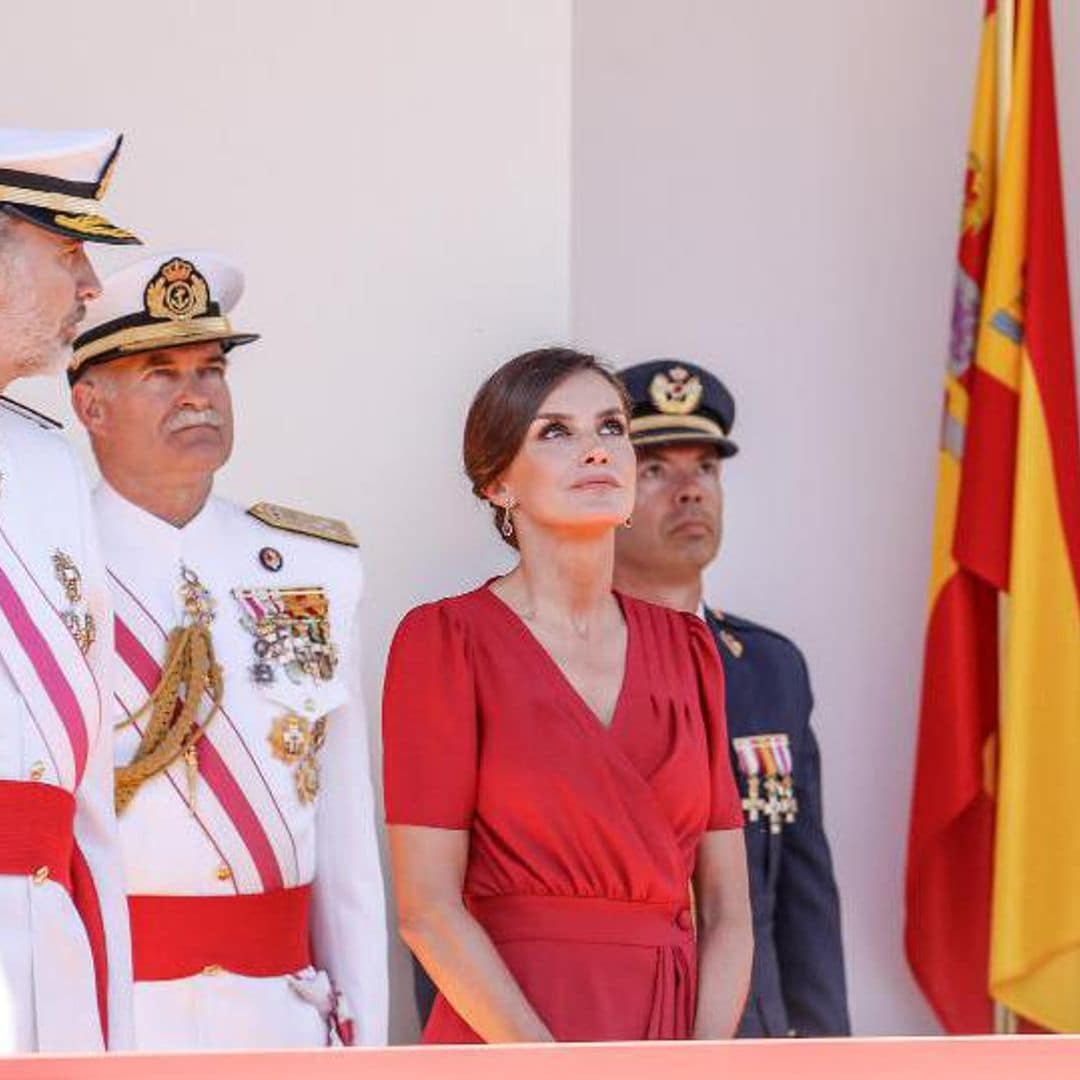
[[166, 407, 224, 433]]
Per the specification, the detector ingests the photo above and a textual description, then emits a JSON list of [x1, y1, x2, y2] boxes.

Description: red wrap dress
[[383, 585, 743, 1043]]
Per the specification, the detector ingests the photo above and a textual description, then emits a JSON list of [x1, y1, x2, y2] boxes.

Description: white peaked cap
[[0, 128, 138, 244], [70, 250, 259, 381]]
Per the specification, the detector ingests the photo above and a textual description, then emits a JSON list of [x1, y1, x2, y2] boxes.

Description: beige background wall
[[572, 0, 1080, 1036], [4, 0, 1078, 1043]]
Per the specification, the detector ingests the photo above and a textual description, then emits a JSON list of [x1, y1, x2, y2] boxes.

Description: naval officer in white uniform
[[69, 250, 388, 1050], [0, 128, 137, 1053]]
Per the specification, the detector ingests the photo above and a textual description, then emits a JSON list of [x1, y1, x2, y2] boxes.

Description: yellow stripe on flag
[[974, 1, 1028, 395], [927, 447, 961, 607], [991, 351, 1080, 1030]]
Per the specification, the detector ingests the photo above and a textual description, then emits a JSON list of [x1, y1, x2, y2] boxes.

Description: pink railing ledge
[[4, 1036, 1079, 1080]]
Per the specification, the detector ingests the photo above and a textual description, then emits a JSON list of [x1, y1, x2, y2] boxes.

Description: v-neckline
[[479, 581, 635, 735]]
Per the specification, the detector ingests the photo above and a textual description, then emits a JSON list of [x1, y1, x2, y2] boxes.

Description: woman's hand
[[389, 824, 555, 1043]]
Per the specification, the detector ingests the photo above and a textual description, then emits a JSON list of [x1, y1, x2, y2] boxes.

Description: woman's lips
[[572, 476, 621, 491]]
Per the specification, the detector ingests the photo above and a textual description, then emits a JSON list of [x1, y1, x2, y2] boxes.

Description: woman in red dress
[[384, 348, 752, 1043]]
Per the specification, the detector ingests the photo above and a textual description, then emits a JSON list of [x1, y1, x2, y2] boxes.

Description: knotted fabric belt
[[0, 779, 75, 887], [465, 894, 697, 1039], [129, 883, 313, 981], [466, 893, 695, 947]]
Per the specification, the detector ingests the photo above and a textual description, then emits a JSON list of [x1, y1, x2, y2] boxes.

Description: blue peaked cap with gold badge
[[0, 128, 138, 245], [618, 359, 739, 457]]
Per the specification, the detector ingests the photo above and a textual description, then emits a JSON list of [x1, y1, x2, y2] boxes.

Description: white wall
[[4, 0, 570, 1044], [572, 0, 1080, 1036]]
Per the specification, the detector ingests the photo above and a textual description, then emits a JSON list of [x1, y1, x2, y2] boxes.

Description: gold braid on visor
[[629, 413, 726, 438], [0, 183, 104, 216], [71, 316, 235, 373]]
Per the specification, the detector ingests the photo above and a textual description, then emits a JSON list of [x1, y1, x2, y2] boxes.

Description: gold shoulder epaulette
[[247, 502, 358, 547]]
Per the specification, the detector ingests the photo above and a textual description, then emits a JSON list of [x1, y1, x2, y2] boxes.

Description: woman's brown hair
[[463, 347, 629, 548]]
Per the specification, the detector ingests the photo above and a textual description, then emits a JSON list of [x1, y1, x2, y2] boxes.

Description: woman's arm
[[389, 824, 554, 1043], [691, 828, 754, 1040]]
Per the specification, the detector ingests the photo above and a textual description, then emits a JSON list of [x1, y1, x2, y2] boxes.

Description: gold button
[[215, 864, 232, 882], [29, 762, 45, 782], [201, 964, 223, 976], [32, 866, 49, 885]]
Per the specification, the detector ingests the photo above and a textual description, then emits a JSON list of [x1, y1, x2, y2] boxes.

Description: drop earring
[[500, 497, 516, 538]]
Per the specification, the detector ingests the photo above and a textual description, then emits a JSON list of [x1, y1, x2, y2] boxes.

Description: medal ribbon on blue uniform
[[733, 734, 798, 833]]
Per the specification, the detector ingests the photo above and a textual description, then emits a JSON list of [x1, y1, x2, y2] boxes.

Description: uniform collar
[[94, 480, 221, 566], [702, 603, 727, 626]]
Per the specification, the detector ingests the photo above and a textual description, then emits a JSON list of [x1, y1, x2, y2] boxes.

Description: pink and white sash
[[0, 524, 98, 790], [109, 571, 298, 893]]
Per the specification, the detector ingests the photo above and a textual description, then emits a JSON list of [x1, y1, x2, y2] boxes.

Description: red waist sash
[[0, 780, 110, 1042], [467, 893, 695, 947], [0, 779, 75, 888], [129, 884, 313, 981]]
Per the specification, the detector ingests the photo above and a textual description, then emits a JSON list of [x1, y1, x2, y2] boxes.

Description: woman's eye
[[538, 422, 570, 439], [599, 417, 626, 436]]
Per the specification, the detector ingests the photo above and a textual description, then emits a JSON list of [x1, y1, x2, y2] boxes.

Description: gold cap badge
[[144, 258, 211, 322], [649, 366, 704, 416]]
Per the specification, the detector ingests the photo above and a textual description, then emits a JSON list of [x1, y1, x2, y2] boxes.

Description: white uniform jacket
[[94, 484, 387, 1051], [0, 406, 132, 1053]]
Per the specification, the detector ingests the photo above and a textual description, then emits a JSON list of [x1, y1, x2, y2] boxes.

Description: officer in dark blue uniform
[[612, 359, 851, 1038]]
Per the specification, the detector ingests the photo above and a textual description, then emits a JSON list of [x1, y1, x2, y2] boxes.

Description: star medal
[[269, 713, 311, 765], [269, 713, 327, 803]]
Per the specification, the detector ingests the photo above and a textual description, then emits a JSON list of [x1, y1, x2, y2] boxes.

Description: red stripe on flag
[[0, 567, 89, 782], [905, 570, 998, 1032], [114, 616, 284, 892], [954, 366, 1018, 588], [1025, 0, 1080, 595]]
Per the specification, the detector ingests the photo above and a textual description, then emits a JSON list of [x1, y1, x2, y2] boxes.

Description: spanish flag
[[906, 0, 1080, 1033]]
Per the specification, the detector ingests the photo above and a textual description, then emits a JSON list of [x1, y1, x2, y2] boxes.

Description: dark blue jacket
[[705, 607, 850, 1037]]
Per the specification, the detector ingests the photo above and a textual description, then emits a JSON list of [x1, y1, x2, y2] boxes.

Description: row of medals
[[238, 587, 338, 805], [180, 571, 338, 806]]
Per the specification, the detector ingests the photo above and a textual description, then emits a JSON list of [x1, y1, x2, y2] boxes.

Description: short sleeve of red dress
[[685, 612, 744, 831], [383, 602, 477, 828]]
